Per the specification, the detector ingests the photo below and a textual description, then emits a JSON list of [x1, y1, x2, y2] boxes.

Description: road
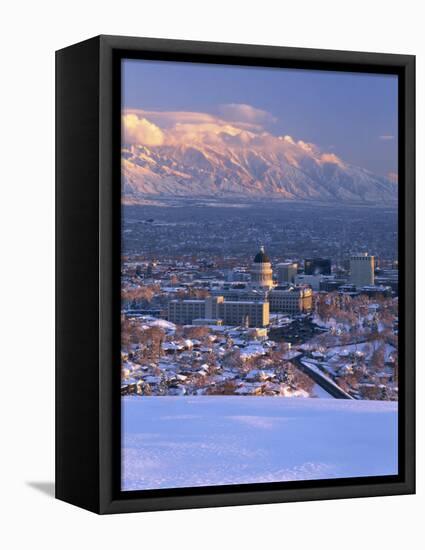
[[292, 356, 353, 400]]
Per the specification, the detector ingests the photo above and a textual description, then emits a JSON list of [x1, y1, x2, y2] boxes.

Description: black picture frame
[[56, 35, 415, 514]]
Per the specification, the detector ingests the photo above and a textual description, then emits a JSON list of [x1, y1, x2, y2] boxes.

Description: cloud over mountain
[[121, 106, 397, 205], [123, 114, 165, 146], [123, 107, 254, 146], [218, 103, 277, 126]]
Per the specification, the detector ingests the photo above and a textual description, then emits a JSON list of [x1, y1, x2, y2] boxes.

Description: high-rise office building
[[350, 253, 375, 287], [276, 262, 298, 284], [304, 258, 331, 275]]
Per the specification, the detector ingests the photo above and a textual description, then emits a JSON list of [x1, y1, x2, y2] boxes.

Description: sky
[[122, 58, 398, 178]]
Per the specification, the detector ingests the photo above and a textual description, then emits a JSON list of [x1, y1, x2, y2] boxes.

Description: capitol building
[[250, 246, 274, 290]]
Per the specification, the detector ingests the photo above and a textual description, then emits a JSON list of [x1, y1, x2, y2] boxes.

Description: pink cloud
[[122, 108, 346, 173], [319, 153, 345, 168], [218, 103, 276, 126], [122, 114, 164, 146]]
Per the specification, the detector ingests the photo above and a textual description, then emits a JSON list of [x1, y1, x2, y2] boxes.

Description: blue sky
[[122, 59, 398, 178]]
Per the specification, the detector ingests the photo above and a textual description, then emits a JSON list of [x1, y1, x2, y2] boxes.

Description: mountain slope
[[122, 135, 397, 205]]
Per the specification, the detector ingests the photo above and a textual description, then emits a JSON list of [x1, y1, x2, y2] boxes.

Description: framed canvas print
[[56, 35, 415, 514]]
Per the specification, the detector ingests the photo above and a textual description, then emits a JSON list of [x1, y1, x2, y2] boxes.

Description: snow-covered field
[[122, 396, 398, 490]]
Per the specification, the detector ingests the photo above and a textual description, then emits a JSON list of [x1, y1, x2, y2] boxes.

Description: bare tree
[[370, 343, 386, 371], [183, 325, 210, 341]]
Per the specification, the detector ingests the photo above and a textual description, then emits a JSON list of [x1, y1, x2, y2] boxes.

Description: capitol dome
[[251, 246, 273, 289], [254, 246, 270, 264]]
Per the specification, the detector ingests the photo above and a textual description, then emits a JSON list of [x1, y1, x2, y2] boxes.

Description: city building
[[218, 299, 269, 328], [268, 286, 313, 315], [226, 269, 251, 282], [338, 284, 359, 297], [168, 299, 205, 325], [168, 295, 269, 327], [375, 268, 398, 294], [211, 286, 266, 302], [304, 258, 331, 275], [319, 277, 347, 292], [359, 285, 392, 299], [250, 246, 274, 289], [276, 262, 298, 284], [350, 253, 375, 287], [192, 318, 223, 326], [295, 274, 322, 291]]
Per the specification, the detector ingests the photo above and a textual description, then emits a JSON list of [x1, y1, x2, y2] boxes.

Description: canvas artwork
[[120, 59, 399, 492]]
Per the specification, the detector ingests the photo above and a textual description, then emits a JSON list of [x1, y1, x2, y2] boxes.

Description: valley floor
[[122, 396, 398, 491]]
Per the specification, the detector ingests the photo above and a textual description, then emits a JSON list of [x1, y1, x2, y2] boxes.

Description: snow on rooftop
[[149, 319, 176, 331], [326, 342, 395, 362], [122, 396, 398, 491], [240, 345, 266, 359]]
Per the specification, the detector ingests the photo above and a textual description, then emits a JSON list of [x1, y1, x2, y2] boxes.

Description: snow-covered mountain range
[[122, 109, 397, 205]]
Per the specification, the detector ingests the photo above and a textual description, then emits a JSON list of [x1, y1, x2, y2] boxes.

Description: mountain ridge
[[122, 134, 397, 206]]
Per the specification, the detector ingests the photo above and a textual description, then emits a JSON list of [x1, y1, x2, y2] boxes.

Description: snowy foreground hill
[[122, 396, 397, 491]]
